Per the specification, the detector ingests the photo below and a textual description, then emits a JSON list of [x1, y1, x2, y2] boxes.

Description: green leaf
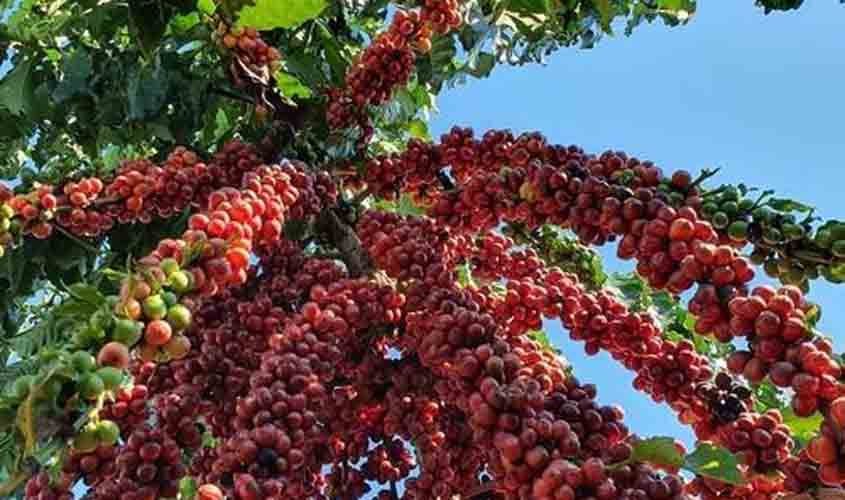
[[407, 119, 430, 140], [684, 443, 743, 485], [212, 108, 232, 144], [805, 303, 821, 330], [528, 330, 560, 355], [658, 0, 696, 16], [128, 0, 171, 57], [371, 194, 426, 217], [456, 261, 476, 288], [52, 49, 93, 104], [398, 195, 425, 216], [179, 477, 198, 500], [66, 284, 105, 306], [466, 53, 496, 79], [198, 0, 217, 15], [0, 57, 34, 117], [629, 437, 685, 470], [430, 35, 457, 69], [593, 0, 614, 32], [767, 197, 814, 213], [0, 0, 35, 40], [752, 380, 787, 413], [504, 0, 551, 14], [127, 65, 168, 121], [782, 408, 823, 446], [171, 12, 201, 33], [236, 0, 327, 31], [275, 71, 313, 99]]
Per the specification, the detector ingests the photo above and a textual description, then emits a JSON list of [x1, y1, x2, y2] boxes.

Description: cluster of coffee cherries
[[327, 11, 418, 132], [725, 285, 841, 415], [694, 373, 753, 426], [3, 180, 101, 240], [362, 138, 442, 200], [24, 472, 74, 500], [358, 210, 698, 499], [64, 444, 119, 488], [327, 4, 463, 135], [0, 186, 14, 254], [444, 227, 719, 431], [99, 384, 149, 433], [214, 23, 282, 84], [717, 410, 794, 476], [91, 425, 185, 500], [0, 140, 269, 260], [418, 0, 463, 34], [359, 128, 758, 345]]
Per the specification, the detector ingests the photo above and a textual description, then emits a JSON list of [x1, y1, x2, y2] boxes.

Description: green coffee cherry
[[721, 201, 739, 217], [167, 304, 192, 331], [700, 202, 719, 218], [96, 420, 120, 445], [13, 375, 34, 400], [162, 291, 179, 307], [822, 264, 845, 283], [74, 426, 100, 453], [727, 221, 749, 242], [42, 378, 64, 402], [169, 271, 192, 294], [831, 224, 845, 241], [782, 223, 806, 241], [72, 351, 97, 373], [832, 240, 845, 259], [763, 259, 780, 278], [79, 373, 105, 400], [97, 367, 123, 391], [113, 318, 143, 346], [722, 186, 740, 201], [763, 228, 783, 245], [752, 207, 773, 224], [160, 258, 180, 276], [783, 266, 806, 285], [142, 295, 167, 320], [712, 212, 730, 230]]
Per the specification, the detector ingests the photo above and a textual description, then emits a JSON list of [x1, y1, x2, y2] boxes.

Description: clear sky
[[430, 1, 845, 446]]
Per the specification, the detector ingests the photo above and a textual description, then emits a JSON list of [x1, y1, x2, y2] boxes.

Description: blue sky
[[430, 1, 845, 446]]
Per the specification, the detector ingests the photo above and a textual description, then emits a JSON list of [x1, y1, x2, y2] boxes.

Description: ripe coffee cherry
[[98, 342, 131, 369], [145, 320, 173, 346], [830, 397, 845, 428], [198, 484, 224, 500], [807, 435, 838, 465]]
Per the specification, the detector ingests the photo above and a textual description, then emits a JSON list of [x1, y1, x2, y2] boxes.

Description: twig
[[749, 190, 772, 211], [689, 167, 722, 191], [351, 188, 372, 206], [211, 86, 255, 104], [437, 170, 456, 191], [309, 250, 344, 260], [315, 209, 373, 277], [53, 225, 101, 254]]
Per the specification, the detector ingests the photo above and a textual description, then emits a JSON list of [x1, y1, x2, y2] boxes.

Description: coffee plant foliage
[[0, 0, 844, 499]]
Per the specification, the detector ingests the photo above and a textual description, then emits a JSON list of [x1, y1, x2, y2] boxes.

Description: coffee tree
[[0, 0, 843, 499]]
